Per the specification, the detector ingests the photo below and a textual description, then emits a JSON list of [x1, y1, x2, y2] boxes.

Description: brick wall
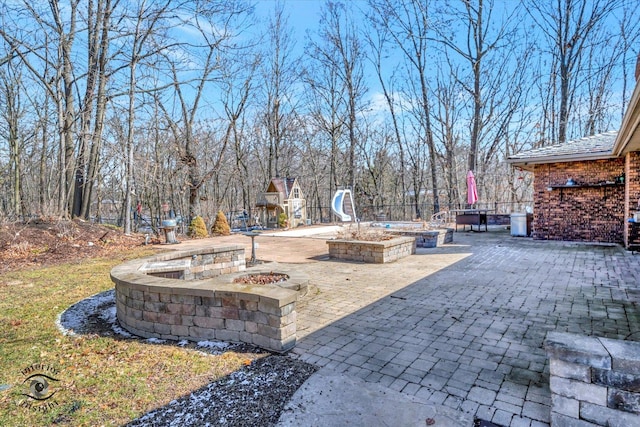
[[546, 332, 640, 426], [533, 159, 625, 243]]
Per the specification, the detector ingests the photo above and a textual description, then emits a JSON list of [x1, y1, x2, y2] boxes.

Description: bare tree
[[259, 1, 301, 180], [304, 16, 347, 202], [0, 54, 25, 217], [525, 0, 622, 144], [225, 54, 260, 215], [618, 1, 640, 119], [155, 1, 252, 221], [310, 1, 367, 193], [580, 0, 640, 135], [365, 23, 409, 218], [434, 0, 514, 175], [368, 0, 440, 215], [1, 0, 118, 218], [357, 123, 395, 217], [431, 65, 465, 210], [119, 0, 174, 234], [77, 0, 118, 219]]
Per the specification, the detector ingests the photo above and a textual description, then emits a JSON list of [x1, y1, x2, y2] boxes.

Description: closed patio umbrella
[[467, 170, 478, 206]]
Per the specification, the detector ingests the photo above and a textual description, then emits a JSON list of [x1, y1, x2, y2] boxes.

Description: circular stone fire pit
[[110, 246, 308, 353]]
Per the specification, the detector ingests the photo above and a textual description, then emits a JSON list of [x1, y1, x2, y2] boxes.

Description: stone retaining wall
[[110, 246, 298, 353], [139, 245, 245, 280], [545, 332, 640, 426], [387, 228, 453, 248], [327, 236, 416, 263]]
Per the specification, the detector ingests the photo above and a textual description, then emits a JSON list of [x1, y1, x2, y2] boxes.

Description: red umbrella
[[467, 170, 478, 206]]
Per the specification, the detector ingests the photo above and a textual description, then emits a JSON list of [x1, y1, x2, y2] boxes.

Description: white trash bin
[[510, 213, 527, 237]]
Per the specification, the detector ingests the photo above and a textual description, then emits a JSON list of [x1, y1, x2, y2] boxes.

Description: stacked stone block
[[545, 332, 640, 426], [387, 228, 453, 248], [139, 246, 245, 280], [327, 236, 416, 263]]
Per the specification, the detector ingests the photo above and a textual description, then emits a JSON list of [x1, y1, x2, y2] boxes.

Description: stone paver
[[282, 228, 640, 426]]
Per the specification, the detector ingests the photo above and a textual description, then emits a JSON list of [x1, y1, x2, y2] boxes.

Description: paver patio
[[282, 228, 640, 427], [173, 226, 640, 426]]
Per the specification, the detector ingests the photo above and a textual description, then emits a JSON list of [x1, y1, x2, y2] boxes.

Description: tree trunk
[[80, 0, 113, 219]]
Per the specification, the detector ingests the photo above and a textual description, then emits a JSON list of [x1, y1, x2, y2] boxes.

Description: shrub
[[211, 210, 231, 236], [278, 212, 288, 228], [188, 215, 208, 238]]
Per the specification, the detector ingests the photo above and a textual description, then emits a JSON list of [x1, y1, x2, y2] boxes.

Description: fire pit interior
[[233, 272, 290, 285]]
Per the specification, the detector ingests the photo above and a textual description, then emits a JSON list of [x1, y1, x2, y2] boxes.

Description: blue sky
[[253, 0, 325, 35]]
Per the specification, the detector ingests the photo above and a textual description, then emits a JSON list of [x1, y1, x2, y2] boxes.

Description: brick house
[[255, 177, 307, 229], [507, 80, 640, 250]]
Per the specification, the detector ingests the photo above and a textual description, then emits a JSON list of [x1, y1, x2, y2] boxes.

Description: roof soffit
[[613, 79, 640, 156]]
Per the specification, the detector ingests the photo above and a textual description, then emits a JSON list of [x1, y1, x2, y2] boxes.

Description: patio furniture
[[453, 209, 492, 232]]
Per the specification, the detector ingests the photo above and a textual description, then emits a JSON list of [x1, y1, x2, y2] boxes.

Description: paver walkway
[[285, 229, 640, 427]]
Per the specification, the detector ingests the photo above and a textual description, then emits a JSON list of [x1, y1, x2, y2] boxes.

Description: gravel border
[[125, 356, 317, 427]]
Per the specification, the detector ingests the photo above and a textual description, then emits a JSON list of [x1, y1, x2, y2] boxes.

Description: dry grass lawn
[[0, 247, 262, 426]]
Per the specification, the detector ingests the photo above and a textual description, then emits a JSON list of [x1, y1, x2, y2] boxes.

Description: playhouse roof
[[269, 177, 297, 198], [506, 131, 618, 171]]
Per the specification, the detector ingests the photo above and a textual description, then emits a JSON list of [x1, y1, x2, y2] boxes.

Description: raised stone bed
[[110, 245, 304, 353], [326, 236, 416, 263], [386, 228, 453, 248]]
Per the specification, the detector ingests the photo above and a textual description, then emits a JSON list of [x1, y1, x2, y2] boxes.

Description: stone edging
[[110, 246, 301, 353], [545, 331, 640, 426]]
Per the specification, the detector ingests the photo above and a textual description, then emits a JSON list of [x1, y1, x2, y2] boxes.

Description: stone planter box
[[387, 228, 453, 248], [327, 236, 416, 263]]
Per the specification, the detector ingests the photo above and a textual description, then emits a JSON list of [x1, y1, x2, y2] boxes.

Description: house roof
[[506, 131, 618, 171], [613, 78, 640, 156]]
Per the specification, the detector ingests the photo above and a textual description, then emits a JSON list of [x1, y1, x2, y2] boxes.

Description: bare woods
[[0, 0, 637, 229]]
